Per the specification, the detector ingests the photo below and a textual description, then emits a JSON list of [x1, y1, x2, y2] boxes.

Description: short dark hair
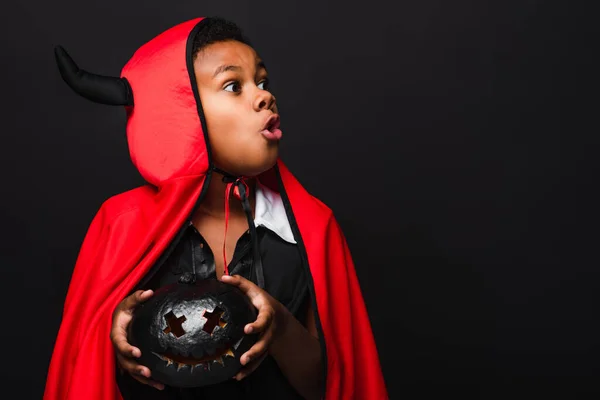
[[192, 17, 252, 60]]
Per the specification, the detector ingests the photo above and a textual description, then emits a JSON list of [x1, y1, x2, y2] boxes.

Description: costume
[[43, 17, 388, 399], [118, 182, 308, 398]]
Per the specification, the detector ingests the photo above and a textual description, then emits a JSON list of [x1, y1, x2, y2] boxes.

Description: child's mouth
[[260, 127, 282, 141], [260, 115, 282, 141]]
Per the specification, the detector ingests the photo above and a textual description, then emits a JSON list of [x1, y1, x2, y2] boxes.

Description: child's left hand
[[219, 273, 289, 381]]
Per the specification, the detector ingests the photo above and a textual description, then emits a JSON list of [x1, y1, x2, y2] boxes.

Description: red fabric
[[223, 178, 248, 274], [43, 17, 387, 400]]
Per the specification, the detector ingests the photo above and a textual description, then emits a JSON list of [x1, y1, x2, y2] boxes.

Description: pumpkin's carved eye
[[202, 306, 227, 335], [163, 311, 187, 337]]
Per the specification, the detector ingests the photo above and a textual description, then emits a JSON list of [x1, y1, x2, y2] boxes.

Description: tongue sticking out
[[260, 127, 282, 141]]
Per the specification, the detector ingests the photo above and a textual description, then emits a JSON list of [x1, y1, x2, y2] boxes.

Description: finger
[[112, 305, 133, 332], [111, 296, 144, 344], [111, 291, 153, 356], [112, 328, 141, 358], [219, 275, 261, 300], [241, 328, 273, 366], [245, 306, 273, 334], [116, 354, 164, 390], [123, 289, 154, 310], [235, 351, 268, 381], [130, 374, 165, 391], [117, 353, 143, 377]]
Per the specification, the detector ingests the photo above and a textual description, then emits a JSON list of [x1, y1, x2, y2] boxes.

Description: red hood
[[121, 17, 209, 186]]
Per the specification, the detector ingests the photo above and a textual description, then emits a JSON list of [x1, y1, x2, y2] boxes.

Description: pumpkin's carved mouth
[[152, 336, 244, 371]]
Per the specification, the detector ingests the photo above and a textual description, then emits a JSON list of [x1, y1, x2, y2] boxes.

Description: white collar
[[254, 180, 297, 244]]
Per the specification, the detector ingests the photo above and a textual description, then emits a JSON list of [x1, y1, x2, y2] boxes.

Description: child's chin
[[249, 159, 278, 177], [251, 150, 279, 175], [225, 157, 277, 178]]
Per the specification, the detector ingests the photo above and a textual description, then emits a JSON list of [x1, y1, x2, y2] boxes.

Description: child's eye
[[258, 79, 270, 91], [224, 81, 241, 93]]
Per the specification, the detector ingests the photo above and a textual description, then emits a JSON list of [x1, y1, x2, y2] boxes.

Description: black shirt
[[117, 220, 309, 399]]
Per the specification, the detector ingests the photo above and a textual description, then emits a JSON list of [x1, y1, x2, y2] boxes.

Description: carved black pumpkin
[[129, 276, 257, 388]]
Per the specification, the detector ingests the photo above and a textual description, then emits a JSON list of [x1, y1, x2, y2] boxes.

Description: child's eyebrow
[[212, 60, 268, 78]]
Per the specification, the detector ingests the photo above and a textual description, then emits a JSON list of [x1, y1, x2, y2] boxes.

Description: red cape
[[44, 17, 387, 399]]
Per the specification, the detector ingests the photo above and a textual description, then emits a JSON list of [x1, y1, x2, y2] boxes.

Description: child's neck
[[194, 172, 256, 220]]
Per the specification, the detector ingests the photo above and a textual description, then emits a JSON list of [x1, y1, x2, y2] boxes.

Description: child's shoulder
[[308, 193, 334, 216], [297, 191, 338, 233]]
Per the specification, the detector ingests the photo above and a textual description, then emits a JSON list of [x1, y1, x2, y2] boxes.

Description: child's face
[[194, 40, 280, 177]]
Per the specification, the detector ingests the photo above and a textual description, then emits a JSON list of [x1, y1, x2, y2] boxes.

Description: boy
[[44, 16, 387, 400]]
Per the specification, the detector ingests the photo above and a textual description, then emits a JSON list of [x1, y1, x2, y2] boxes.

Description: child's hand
[[219, 274, 289, 381], [110, 289, 165, 390]]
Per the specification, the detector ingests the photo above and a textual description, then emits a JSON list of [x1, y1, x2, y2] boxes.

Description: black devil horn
[[54, 45, 133, 106]]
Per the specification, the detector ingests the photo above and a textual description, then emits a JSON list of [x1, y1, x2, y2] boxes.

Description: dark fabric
[[54, 46, 134, 106], [117, 220, 308, 399]]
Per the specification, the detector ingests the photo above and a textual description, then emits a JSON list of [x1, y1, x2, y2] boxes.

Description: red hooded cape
[[43, 17, 387, 400]]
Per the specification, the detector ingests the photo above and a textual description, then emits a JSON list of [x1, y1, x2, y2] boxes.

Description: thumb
[[122, 289, 154, 311], [112, 289, 153, 333], [220, 274, 262, 302]]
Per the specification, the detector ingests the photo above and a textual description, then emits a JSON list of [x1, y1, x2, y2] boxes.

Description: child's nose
[[253, 89, 276, 112]]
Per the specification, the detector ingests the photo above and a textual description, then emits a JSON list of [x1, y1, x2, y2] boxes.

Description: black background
[[0, 1, 597, 398]]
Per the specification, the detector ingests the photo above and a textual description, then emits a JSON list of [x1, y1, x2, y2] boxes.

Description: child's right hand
[[110, 289, 165, 391]]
